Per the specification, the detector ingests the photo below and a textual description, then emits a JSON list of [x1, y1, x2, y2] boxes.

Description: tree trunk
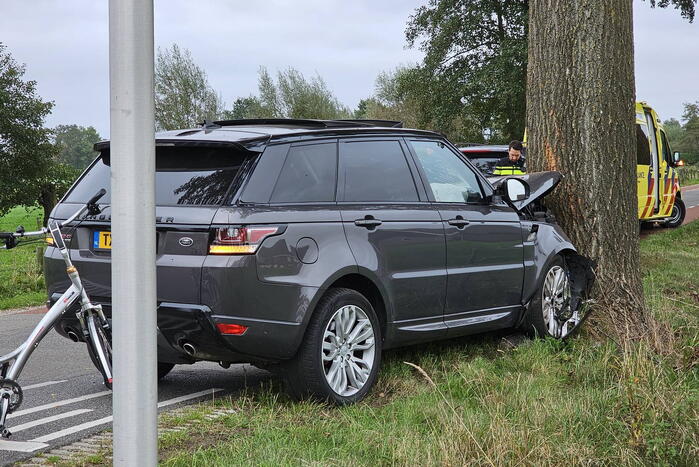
[[527, 0, 648, 339]]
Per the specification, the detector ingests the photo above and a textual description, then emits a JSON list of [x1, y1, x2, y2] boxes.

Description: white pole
[[109, 1, 157, 465]]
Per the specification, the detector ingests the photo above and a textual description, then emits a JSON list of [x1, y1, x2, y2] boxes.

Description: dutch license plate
[[93, 231, 112, 250]]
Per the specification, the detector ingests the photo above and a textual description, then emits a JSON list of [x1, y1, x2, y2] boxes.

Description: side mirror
[[504, 178, 530, 202], [673, 151, 681, 163]]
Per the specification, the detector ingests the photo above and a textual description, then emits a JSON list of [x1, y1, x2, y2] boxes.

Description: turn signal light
[[209, 226, 280, 255], [216, 323, 248, 335]]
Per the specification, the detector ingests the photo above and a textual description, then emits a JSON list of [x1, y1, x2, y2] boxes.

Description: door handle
[[447, 216, 470, 228], [354, 216, 382, 229]]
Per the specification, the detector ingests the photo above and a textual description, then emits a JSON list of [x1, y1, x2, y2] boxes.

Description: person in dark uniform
[[493, 140, 526, 175]]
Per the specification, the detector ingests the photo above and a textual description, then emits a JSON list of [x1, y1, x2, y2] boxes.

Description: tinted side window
[[636, 124, 651, 165], [270, 142, 337, 203], [410, 140, 484, 203], [339, 140, 419, 202]]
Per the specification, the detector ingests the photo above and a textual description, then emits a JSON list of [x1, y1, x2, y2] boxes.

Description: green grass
[[0, 206, 46, 309], [150, 222, 698, 466]]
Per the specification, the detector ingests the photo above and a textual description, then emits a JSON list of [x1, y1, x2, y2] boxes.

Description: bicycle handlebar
[[1, 189, 107, 249]]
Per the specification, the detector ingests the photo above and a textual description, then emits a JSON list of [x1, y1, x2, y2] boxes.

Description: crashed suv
[[45, 119, 591, 404]]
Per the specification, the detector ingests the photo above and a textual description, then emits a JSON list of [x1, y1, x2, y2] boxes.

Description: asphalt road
[[0, 308, 270, 466], [681, 184, 699, 223]]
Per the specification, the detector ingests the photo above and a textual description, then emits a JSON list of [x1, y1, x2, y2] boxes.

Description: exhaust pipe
[[182, 342, 197, 357], [66, 329, 80, 343]]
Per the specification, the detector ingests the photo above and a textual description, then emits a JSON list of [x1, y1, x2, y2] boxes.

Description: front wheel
[[85, 314, 113, 389], [666, 197, 686, 228], [285, 288, 382, 405], [524, 255, 585, 339]]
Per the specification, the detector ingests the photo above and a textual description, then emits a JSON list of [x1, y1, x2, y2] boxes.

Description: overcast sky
[[0, 0, 696, 138]]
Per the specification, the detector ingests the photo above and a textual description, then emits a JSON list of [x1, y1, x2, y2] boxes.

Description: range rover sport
[[44, 119, 592, 404]]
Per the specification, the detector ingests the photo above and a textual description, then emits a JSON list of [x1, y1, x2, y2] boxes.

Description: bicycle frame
[[0, 190, 111, 438]]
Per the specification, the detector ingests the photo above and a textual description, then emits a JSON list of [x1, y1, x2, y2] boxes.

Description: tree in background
[[228, 67, 350, 120], [155, 44, 224, 130], [0, 43, 60, 222], [404, 0, 529, 142], [53, 124, 101, 170], [675, 101, 699, 164], [527, 0, 646, 339]]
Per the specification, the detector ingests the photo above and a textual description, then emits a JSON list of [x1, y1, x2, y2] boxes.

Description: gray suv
[[44, 119, 592, 404]]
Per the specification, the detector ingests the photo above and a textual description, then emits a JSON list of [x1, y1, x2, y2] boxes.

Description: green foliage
[[228, 67, 351, 120], [0, 43, 57, 218], [403, 0, 529, 143], [669, 101, 699, 165], [647, 0, 697, 22], [53, 124, 101, 170], [155, 44, 225, 130]]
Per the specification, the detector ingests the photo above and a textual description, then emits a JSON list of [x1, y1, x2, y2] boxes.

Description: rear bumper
[[50, 295, 304, 364]]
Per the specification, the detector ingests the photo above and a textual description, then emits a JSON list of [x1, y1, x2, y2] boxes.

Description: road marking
[[32, 388, 224, 443], [11, 409, 92, 433], [8, 390, 111, 419], [22, 380, 67, 391], [0, 440, 49, 453]]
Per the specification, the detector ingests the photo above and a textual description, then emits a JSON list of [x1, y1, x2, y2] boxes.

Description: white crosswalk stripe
[[10, 409, 92, 433], [8, 391, 111, 419], [31, 388, 223, 444]]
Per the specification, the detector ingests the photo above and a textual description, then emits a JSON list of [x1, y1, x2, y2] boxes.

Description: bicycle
[[0, 189, 112, 439]]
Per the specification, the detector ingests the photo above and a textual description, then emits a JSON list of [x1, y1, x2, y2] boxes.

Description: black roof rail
[[212, 118, 404, 129]]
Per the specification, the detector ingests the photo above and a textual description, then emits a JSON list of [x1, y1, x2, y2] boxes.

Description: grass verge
[[152, 221, 698, 466], [0, 206, 46, 309]]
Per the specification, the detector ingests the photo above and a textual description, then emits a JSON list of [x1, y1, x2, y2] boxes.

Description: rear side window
[[339, 140, 419, 202], [64, 146, 249, 206], [270, 142, 337, 203], [411, 140, 484, 203]]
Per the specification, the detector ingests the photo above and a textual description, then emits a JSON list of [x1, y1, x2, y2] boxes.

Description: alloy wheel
[[541, 265, 578, 338], [321, 305, 376, 396]]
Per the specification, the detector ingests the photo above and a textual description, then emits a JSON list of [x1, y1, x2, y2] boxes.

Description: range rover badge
[[179, 237, 194, 247]]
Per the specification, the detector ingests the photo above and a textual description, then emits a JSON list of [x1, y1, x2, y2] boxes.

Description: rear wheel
[[85, 314, 113, 389], [285, 288, 382, 405], [666, 197, 686, 228]]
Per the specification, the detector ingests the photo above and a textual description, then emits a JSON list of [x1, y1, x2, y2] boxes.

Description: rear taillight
[[209, 226, 281, 255]]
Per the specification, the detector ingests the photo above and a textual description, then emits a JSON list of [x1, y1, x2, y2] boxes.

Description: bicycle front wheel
[[85, 314, 113, 389]]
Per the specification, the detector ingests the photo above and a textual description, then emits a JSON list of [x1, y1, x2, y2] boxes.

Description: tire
[[666, 197, 686, 228], [157, 362, 175, 380], [523, 255, 583, 339], [85, 314, 113, 389], [284, 288, 382, 405]]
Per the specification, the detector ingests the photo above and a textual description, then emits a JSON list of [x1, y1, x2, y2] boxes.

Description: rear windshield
[[462, 151, 505, 176], [64, 146, 251, 206]]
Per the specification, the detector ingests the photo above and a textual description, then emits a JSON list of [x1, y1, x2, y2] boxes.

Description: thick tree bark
[[527, 0, 648, 338]]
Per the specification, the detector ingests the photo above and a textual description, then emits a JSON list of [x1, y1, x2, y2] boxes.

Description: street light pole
[[109, 1, 157, 465]]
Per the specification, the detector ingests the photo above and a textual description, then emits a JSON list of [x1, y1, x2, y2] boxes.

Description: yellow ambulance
[[522, 102, 685, 227], [636, 101, 685, 227]]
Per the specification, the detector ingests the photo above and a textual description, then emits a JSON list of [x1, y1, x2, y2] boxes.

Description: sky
[[0, 0, 697, 138]]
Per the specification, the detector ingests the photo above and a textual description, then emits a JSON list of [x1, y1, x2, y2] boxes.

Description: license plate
[[93, 231, 112, 250]]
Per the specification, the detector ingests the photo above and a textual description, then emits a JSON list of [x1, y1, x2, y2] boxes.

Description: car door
[[406, 139, 524, 332], [338, 137, 447, 341]]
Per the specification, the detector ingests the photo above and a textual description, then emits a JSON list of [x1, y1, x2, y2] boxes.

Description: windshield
[[64, 146, 251, 206], [462, 152, 506, 176]]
